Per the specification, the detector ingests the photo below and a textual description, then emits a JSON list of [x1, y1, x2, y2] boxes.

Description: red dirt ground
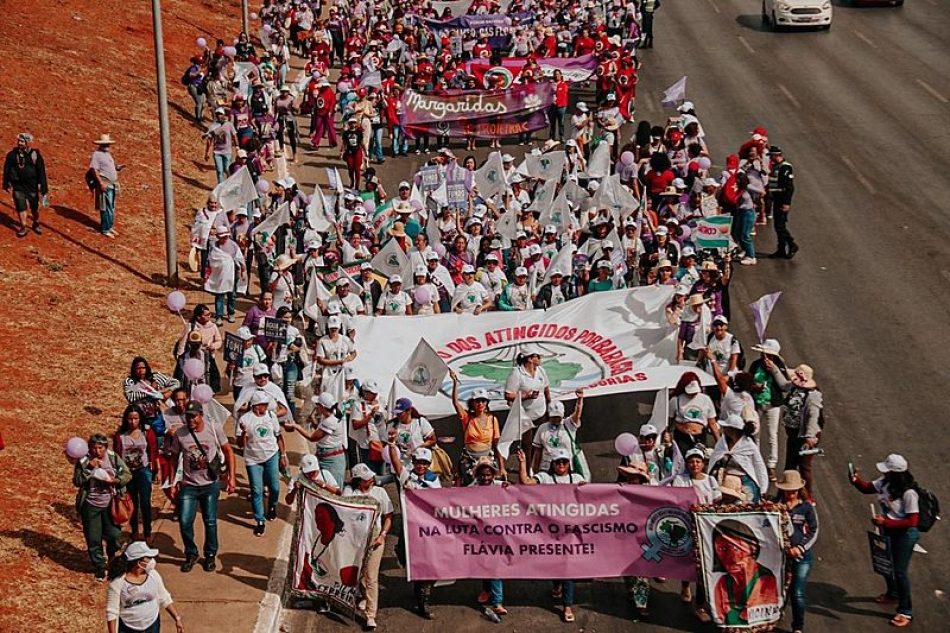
[[0, 1, 245, 630]]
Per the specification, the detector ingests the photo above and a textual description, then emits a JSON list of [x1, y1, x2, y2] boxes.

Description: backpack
[[913, 484, 940, 532], [84, 167, 100, 192], [719, 171, 740, 212]]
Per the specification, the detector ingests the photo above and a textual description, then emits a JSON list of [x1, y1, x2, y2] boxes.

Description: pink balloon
[[166, 290, 186, 313], [183, 358, 205, 380], [223, 46, 237, 58], [614, 432, 638, 456], [65, 436, 89, 461], [362, 199, 376, 214], [678, 225, 691, 240], [620, 151, 635, 166], [191, 383, 214, 404], [413, 286, 431, 304], [250, 12, 259, 20], [697, 157, 712, 170], [256, 179, 271, 193], [196, 37, 208, 49]]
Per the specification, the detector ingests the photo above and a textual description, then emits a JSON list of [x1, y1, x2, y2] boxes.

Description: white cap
[[414, 264, 428, 276], [351, 463, 375, 481], [703, 177, 719, 187], [300, 454, 321, 474], [528, 244, 542, 256], [426, 251, 440, 261], [576, 102, 588, 112], [314, 392, 337, 409], [681, 246, 696, 257], [363, 379, 380, 393], [306, 240, 321, 250], [544, 224, 557, 234], [684, 448, 706, 461], [502, 153, 515, 162], [719, 414, 746, 430], [596, 260, 611, 269], [510, 173, 524, 184], [514, 266, 528, 277], [388, 274, 403, 284], [462, 264, 476, 274], [398, 180, 411, 189], [412, 447, 433, 463], [124, 541, 159, 561], [326, 303, 341, 315], [360, 261, 373, 270], [252, 363, 271, 377], [684, 380, 701, 395], [677, 100, 695, 112], [250, 391, 271, 406], [673, 178, 687, 190], [485, 253, 499, 262], [712, 315, 729, 325], [655, 225, 669, 235], [548, 401, 565, 418], [752, 338, 782, 356], [550, 448, 572, 462], [639, 423, 659, 437], [344, 365, 357, 379], [876, 454, 908, 473], [549, 268, 564, 277], [327, 315, 342, 329], [471, 388, 490, 401], [236, 326, 254, 341], [674, 285, 690, 296]]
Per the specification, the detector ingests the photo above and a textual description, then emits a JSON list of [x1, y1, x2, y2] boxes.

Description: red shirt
[[554, 80, 569, 107], [574, 35, 595, 56], [646, 169, 675, 194]]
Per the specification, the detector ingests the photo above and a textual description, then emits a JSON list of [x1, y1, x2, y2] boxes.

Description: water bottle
[[798, 448, 824, 457]]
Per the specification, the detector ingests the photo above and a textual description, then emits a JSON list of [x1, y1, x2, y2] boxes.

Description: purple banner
[[404, 109, 550, 140], [404, 483, 698, 581], [416, 13, 534, 48], [400, 83, 555, 125]]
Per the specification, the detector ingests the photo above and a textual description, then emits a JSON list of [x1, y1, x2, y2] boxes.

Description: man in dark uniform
[[640, 0, 660, 49], [3, 132, 49, 238], [767, 146, 798, 259]]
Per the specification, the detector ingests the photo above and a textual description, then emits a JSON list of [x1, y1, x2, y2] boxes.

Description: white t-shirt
[[451, 281, 490, 312], [236, 410, 282, 465], [874, 478, 920, 520], [672, 473, 721, 505], [377, 290, 412, 315], [534, 471, 587, 485], [390, 417, 434, 462], [505, 366, 550, 421], [398, 468, 443, 490], [670, 393, 717, 425], [719, 387, 758, 423], [343, 484, 393, 535], [313, 414, 345, 450], [268, 270, 296, 310], [707, 332, 741, 374], [106, 571, 173, 630], [349, 398, 382, 448], [532, 418, 580, 471]]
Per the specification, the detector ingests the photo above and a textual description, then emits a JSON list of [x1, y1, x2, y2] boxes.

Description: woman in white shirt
[[106, 541, 183, 633], [285, 392, 347, 487], [707, 414, 769, 503], [504, 351, 551, 447], [531, 392, 585, 478], [267, 254, 298, 311], [410, 266, 440, 315], [315, 315, 356, 401], [517, 448, 585, 623], [672, 448, 721, 615], [386, 397, 437, 468], [237, 391, 287, 536], [668, 372, 720, 456], [344, 464, 394, 630]]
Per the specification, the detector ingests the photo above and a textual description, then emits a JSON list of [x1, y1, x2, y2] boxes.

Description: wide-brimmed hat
[[699, 261, 720, 273], [473, 456, 497, 474], [388, 221, 407, 237], [688, 293, 706, 307], [94, 134, 116, 145], [751, 338, 782, 358], [660, 186, 680, 197], [273, 253, 295, 271], [790, 364, 817, 389], [775, 469, 806, 491], [719, 475, 747, 501], [601, 117, 620, 131], [617, 461, 650, 481]]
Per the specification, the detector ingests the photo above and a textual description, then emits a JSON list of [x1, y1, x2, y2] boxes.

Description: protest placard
[[223, 332, 244, 363], [262, 316, 288, 342]]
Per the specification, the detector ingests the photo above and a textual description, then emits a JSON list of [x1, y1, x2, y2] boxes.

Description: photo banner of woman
[[289, 485, 380, 612], [466, 54, 600, 86], [403, 483, 698, 581], [693, 509, 788, 629]]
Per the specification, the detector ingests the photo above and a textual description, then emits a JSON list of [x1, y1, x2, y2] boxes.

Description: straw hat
[[388, 221, 407, 238], [699, 260, 720, 272], [790, 364, 817, 389], [719, 475, 747, 501], [688, 293, 706, 307], [775, 470, 806, 491], [94, 134, 116, 145], [273, 254, 296, 271], [617, 461, 650, 481]]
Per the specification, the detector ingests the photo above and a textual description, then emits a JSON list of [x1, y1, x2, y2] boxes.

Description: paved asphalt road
[[280, 2, 950, 630]]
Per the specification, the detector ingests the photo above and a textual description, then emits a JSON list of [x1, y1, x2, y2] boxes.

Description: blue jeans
[[392, 126, 409, 156], [246, 452, 280, 523], [740, 474, 761, 503], [213, 153, 232, 184], [214, 292, 235, 320], [281, 360, 299, 419], [885, 528, 919, 617], [370, 127, 385, 162], [99, 186, 116, 233], [789, 549, 813, 630], [317, 451, 346, 489], [737, 207, 756, 258], [562, 579, 576, 607], [178, 481, 221, 559], [483, 579, 504, 606], [129, 467, 154, 538], [119, 617, 161, 633]]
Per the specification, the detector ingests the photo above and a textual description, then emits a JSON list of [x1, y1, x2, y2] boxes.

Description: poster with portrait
[[289, 484, 380, 612], [694, 508, 787, 630]]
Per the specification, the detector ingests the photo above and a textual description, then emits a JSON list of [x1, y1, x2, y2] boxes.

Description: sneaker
[[226, 314, 235, 323], [317, 602, 331, 614], [32, 223, 42, 235], [740, 257, 757, 266], [365, 618, 377, 630], [202, 556, 216, 572], [477, 591, 491, 604], [254, 522, 265, 537], [215, 318, 224, 326], [787, 243, 800, 259], [267, 506, 278, 521], [418, 603, 434, 619], [16, 227, 27, 238], [180, 555, 198, 572], [491, 605, 508, 616]]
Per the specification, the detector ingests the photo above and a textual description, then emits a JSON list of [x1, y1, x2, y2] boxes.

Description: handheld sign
[[694, 215, 732, 249], [262, 316, 289, 342], [867, 531, 894, 577], [223, 332, 244, 364]]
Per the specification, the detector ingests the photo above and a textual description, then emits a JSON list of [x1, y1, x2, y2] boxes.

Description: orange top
[[461, 410, 499, 453]]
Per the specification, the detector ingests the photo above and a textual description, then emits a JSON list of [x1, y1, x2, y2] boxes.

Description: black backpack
[[913, 484, 940, 532]]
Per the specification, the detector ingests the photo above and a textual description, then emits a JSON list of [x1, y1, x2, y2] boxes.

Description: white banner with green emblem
[[350, 286, 704, 417]]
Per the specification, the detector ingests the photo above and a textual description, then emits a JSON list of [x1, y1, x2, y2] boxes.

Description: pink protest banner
[[403, 483, 698, 581], [467, 54, 599, 86], [400, 83, 555, 126]]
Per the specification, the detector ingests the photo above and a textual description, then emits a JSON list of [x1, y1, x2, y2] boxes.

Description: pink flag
[[748, 291, 782, 343]]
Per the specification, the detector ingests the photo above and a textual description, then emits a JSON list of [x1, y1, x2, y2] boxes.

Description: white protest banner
[[397, 338, 451, 396], [694, 215, 732, 249], [307, 185, 333, 232], [497, 393, 531, 459], [350, 286, 693, 417], [525, 150, 567, 181], [372, 237, 412, 281], [586, 142, 611, 179], [288, 485, 380, 612], [474, 151, 507, 198], [748, 291, 782, 343], [212, 167, 258, 212]]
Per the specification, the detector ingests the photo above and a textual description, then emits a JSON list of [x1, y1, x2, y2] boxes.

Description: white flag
[[303, 270, 332, 321], [372, 237, 411, 280], [590, 175, 639, 224], [525, 150, 567, 181], [213, 167, 258, 212], [748, 291, 783, 343], [647, 387, 669, 430], [251, 202, 291, 240], [495, 207, 519, 240], [541, 241, 575, 286], [661, 75, 688, 108], [396, 339, 450, 396], [497, 393, 533, 459], [538, 188, 573, 233], [586, 142, 611, 179], [411, 183, 426, 208], [474, 151, 507, 198], [688, 301, 712, 351], [386, 377, 398, 420], [426, 210, 441, 249], [430, 180, 448, 206], [203, 397, 233, 429], [526, 179, 557, 216], [307, 185, 333, 232]]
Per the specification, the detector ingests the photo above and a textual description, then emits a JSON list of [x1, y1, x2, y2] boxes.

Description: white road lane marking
[[777, 83, 801, 109], [738, 36, 755, 54], [853, 30, 876, 48], [915, 79, 949, 104], [841, 156, 877, 194], [705, 0, 721, 14]]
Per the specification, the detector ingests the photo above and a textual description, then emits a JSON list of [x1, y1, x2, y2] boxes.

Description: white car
[[762, 0, 833, 30]]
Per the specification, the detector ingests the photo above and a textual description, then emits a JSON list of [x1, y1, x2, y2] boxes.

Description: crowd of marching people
[[57, 0, 937, 632]]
